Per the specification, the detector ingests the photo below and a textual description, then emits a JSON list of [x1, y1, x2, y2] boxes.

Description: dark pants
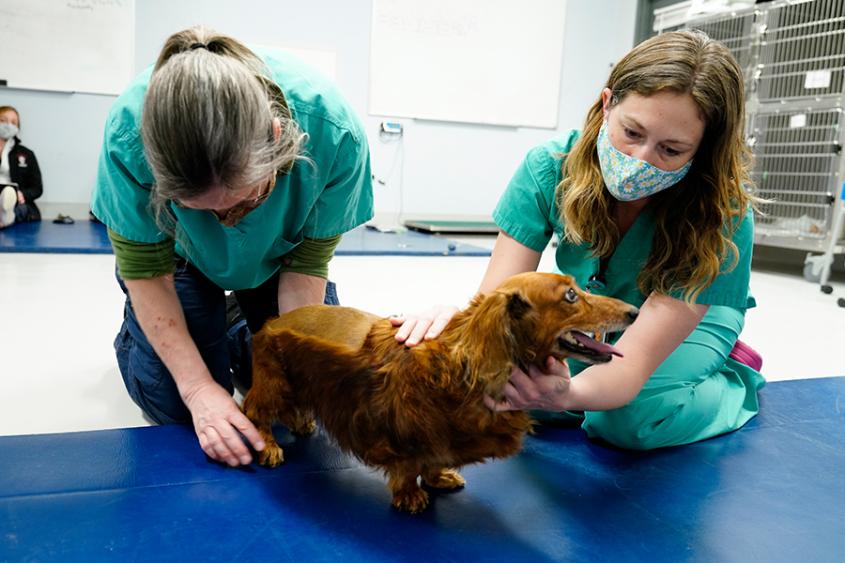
[[114, 258, 339, 424], [15, 202, 40, 222], [0, 202, 39, 227]]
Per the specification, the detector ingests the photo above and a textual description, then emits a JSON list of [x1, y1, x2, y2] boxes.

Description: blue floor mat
[[0, 222, 491, 257], [0, 220, 112, 254], [1, 377, 843, 562]]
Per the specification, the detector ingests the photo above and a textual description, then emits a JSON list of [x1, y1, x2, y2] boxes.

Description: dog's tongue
[[573, 331, 623, 357]]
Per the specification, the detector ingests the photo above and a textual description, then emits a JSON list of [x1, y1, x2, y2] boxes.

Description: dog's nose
[[627, 309, 639, 322]]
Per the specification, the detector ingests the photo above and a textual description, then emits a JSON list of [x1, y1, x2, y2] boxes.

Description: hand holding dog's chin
[[183, 381, 266, 467], [484, 357, 572, 412]]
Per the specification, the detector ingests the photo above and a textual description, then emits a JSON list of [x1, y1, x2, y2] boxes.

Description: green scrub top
[[493, 130, 756, 311], [91, 50, 373, 290]]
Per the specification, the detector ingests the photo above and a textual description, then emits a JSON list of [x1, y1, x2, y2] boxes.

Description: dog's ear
[[506, 291, 531, 320], [449, 290, 524, 392]]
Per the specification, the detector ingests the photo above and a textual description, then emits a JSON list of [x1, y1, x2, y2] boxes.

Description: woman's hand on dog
[[183, 381, 265, 466], [484, 356, 572, 412], [390, 305, 460, 346]]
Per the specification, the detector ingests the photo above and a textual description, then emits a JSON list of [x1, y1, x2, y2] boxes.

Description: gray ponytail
[[142, 26, 306, 234]]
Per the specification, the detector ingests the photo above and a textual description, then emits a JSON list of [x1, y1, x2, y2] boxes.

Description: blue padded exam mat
[[2, 376, 843, 563], [0, 222, 490, 257], [0, 220, 112, 254]]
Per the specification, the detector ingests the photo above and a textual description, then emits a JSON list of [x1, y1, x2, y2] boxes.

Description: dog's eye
[[564, 288, 578, 303]]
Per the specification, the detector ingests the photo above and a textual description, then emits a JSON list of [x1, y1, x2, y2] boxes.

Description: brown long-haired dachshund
[[243, 272, 638, 513]]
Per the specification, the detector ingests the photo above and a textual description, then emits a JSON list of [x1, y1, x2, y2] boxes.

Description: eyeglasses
[[214, 174, 276, 227], [173, 172, 277, 227]]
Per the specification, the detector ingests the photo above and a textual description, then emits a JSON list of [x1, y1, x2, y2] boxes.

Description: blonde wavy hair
[[142, 26, 306, 233], [559, 30, 757, 303]]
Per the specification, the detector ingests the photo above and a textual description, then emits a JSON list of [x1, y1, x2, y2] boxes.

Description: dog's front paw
[[392, 488, 430, 514], [257, 443, 285, 468], [423, 468, 466, 490]]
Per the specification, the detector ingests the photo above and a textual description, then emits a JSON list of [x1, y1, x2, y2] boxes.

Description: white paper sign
[[804, 70, 832, 89], [789, 113, 807, 128]]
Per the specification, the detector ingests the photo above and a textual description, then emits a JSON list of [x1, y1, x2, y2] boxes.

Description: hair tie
[[189, 42, 207, 51]]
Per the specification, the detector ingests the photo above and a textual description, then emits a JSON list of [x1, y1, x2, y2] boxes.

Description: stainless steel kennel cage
[[657, 0, 845, 290]]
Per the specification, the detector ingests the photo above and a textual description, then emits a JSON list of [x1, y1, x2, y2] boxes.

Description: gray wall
[[0, 88, 114, 209], [2, 0, 638, 219]]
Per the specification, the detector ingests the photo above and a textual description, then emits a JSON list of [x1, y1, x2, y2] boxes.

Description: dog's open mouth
[[558, 330, 623, 362]]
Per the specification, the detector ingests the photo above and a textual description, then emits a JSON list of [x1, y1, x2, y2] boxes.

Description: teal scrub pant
[[547, 305, 766, 450]]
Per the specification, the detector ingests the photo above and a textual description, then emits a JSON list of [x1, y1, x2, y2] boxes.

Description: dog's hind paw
[[392, 488, 430, 514], [422, 468, 466, 490], [258, 444, 285, 468]]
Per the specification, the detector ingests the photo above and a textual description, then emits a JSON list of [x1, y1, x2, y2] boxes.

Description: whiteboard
[[0, 0, 134, 95], [369, 0, 567, 129]]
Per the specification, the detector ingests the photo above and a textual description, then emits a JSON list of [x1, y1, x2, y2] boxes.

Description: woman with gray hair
[[92, 27, 373, 466]]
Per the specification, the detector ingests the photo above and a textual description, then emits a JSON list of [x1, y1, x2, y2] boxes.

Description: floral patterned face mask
[[596, 120, 692, 201]]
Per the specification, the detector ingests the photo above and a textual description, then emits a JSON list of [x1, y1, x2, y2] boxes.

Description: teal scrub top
[[91, 50, 373, 290], [493, 130, 756, 310]]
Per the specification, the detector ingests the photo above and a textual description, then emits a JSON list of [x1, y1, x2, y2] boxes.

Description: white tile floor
[[1, 237, 843, 437]]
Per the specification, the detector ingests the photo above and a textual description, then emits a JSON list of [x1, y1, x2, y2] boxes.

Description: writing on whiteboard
[[66, 0, 126, 10]]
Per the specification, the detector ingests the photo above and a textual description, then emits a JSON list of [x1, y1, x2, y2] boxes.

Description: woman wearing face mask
[[0, 105, 42, 228], [91, 27, 373, 465], [395, 30, 765, 450]]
